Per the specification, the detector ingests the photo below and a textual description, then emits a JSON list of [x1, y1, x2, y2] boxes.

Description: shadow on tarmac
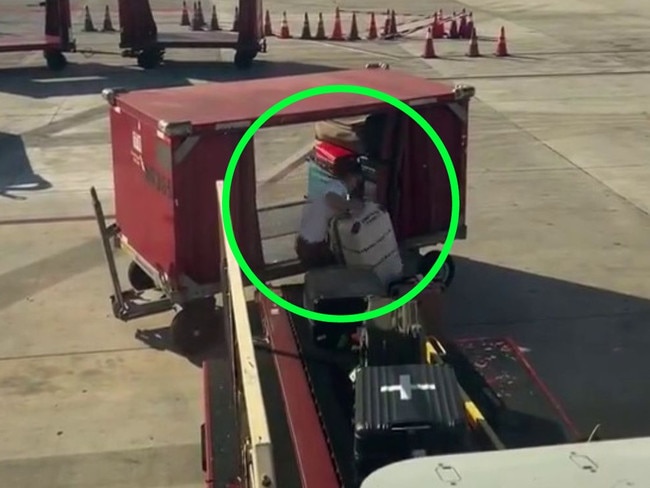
[[446, 256, 650, 441], [0, 131, 51, 199], [0, 59, 342, 98]]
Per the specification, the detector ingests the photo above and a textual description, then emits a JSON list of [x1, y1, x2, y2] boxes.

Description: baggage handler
[[295, 167, 364, 269]]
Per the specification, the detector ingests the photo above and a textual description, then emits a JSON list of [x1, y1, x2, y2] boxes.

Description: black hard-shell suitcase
[[303, 266, 386, 349], [360, 300, 425, 367], [353, 363, 467, 478]]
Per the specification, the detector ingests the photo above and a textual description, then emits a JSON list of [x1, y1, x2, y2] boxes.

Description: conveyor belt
[[207, 289, 581, 487], [279, 287, 581, 484], [283, 284, 359, 488]]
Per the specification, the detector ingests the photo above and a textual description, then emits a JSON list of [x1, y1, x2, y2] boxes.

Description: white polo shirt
[[299, 179, 349, 243]]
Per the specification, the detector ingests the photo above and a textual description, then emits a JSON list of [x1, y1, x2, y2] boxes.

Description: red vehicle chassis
[[116, 0, 265, 70], [0, 0, 74, 70]]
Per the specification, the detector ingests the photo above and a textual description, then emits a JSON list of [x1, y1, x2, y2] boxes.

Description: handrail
[[216, 180, 275, 487]]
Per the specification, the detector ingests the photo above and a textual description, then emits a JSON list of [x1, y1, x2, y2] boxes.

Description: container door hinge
[[448, 103, 468, 123], [173, 135, 201, 165]]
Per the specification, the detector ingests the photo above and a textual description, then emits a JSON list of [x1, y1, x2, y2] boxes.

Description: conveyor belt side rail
[[216, 181, 276, 488]]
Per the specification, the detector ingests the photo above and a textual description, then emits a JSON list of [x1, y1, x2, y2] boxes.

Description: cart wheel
[[127, 261, 156, 291], [418, 250, 456, 289], [170, 298, 219, 355], [234, 50, 256, 70], [137, 49, 163, 69], [44, 50, 67, 71]]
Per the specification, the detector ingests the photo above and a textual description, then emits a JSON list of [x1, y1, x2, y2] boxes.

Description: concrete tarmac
[[1, 0, 650, 485]]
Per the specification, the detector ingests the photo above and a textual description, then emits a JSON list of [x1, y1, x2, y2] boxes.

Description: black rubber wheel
[[137, 49, 163, 69], [170, 298, 219, 355], [127, 261, 156, 291], [44, 50, 67, 71], [417, 250, 456, 289], [233, 50, 256, 70]]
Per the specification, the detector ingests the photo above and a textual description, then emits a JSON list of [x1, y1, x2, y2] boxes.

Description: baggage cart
[[116, 0, 265, 70], [0, 0, 75, 71], [91, 66, 474, 353]]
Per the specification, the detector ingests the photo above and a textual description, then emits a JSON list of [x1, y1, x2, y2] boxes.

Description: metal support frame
[[216, 181, 276, 488], [91, 187, 173, 321], [91, 186, 224, 321]]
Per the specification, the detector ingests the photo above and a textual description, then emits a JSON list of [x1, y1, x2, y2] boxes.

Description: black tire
[[170, 298, 219, 355], [44, 50, 67, 71], [234, 50, 256, 70], [127, 261, 156, 291], [417, 250, 456, 289], [137, 49, 163, 69]]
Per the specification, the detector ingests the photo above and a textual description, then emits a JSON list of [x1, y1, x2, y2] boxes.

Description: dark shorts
[[295, 236, 338, 269]]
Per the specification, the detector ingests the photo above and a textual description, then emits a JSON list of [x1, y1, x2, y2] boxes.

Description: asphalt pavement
[[1, 0, 650, 485]]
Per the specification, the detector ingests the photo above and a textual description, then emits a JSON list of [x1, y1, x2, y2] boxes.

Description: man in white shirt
[[295, 169, 364, 268]]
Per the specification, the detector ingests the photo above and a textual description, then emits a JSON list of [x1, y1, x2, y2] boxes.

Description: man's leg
[[295, 237, 337, 268]]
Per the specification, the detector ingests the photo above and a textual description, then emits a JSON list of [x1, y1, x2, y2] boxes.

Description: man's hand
[[348, 199, 364, 216]]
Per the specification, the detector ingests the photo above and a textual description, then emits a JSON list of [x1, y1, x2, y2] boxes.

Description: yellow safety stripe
[[464, 401, 485, 428]]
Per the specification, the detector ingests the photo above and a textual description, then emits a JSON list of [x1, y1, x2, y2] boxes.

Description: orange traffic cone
[[264, 10, 273, 36], [382, 9, 390, 36], [300, 13, 312, 39], [330, 7, 344, 40], [180, 1, 190, 26], [314, 12, 326, 40], [191, 3, 202, 30], [279, 11, 291, 38], [466, 12, 474, 39], [367, 12, 377, 40], [348, 12, 360, 40], [466, 27, 480, 57], [231, 7, 239, 31], [449, 13, 459, 39], [422, 27, 436, 58], [209, 5, 220, 31], [197, 1, 206, 27], [101, 5, 115, 32], [458, 11, 468, 38], [495, 26, 509, 56], [388, 10, 398, 37], [431, 12, 442, 38], [83, 6, 96, 32]]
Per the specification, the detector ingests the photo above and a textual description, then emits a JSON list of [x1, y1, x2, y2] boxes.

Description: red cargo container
[[92, 67, 474, 352]]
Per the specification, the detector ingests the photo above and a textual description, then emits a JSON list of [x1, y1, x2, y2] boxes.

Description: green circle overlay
[[222, 84, 460, 323]]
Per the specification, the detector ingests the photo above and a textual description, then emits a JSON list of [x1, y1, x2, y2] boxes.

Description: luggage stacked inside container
[[307, 114, 387, 201]]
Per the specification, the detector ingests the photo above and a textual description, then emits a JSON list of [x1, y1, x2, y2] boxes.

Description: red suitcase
[[313, 140, 359, 177]]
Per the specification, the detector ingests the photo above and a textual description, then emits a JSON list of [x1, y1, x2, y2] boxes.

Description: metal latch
[[101, 87, 128, 106], [453, 84, 476, 100], [365, 62, 390, 70], [158, 120, 193, 137]]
